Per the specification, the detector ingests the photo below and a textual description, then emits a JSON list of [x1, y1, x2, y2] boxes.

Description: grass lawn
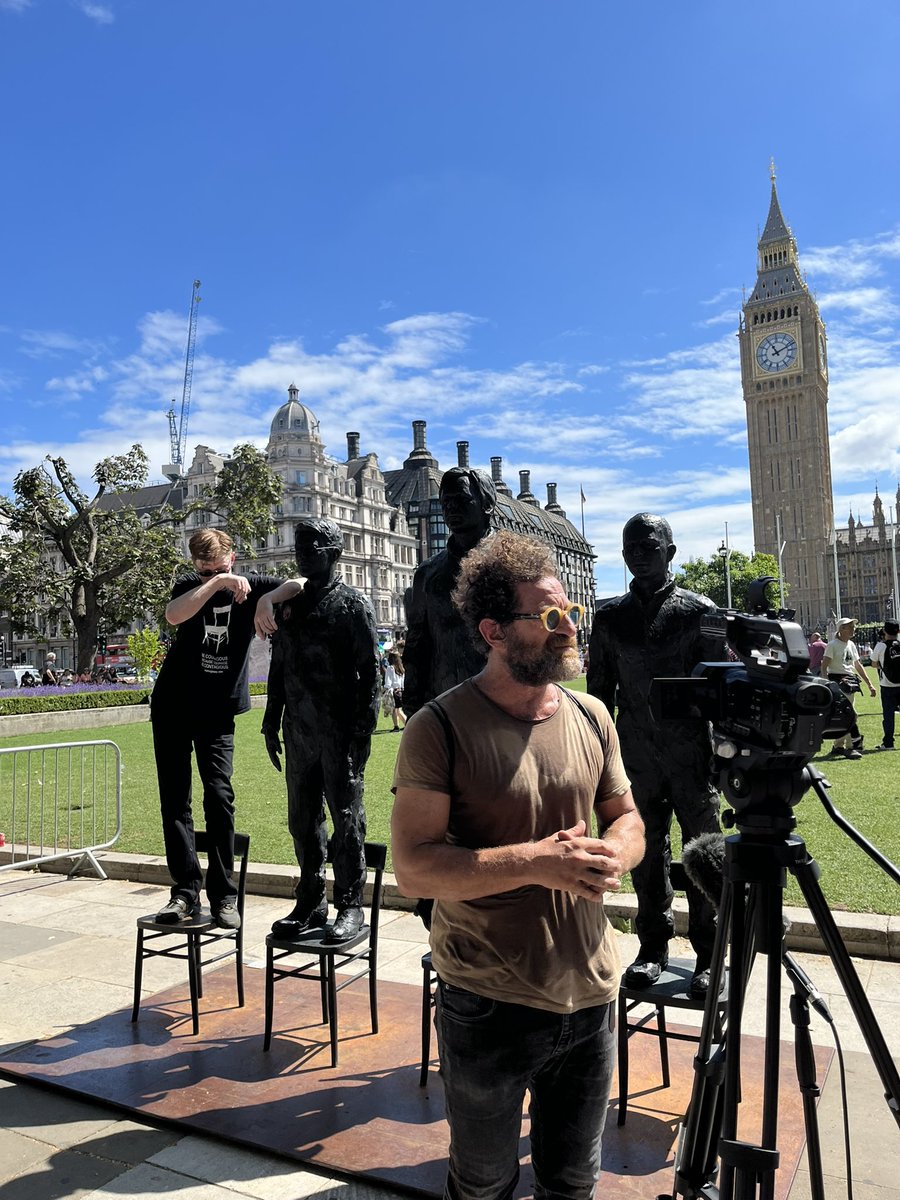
[[2, 678, 898, 914]]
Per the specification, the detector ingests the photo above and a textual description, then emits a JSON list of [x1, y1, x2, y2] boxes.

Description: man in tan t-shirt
[[392, 531, 645, 1200]]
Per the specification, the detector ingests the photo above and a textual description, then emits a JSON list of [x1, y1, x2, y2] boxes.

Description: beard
[[505, 632, 582, 687]]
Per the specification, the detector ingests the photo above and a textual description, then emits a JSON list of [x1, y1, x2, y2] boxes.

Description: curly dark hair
[[452, 530, 558, 648]]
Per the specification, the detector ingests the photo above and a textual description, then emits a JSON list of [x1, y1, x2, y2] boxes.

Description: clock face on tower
[[756, 332, 798, 373]]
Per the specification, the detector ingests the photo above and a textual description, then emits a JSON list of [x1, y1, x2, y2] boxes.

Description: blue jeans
[[435, 979, 616, 1200]]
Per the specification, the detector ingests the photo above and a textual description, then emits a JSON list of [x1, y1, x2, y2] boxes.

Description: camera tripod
[[664, 764, 900, 1200]]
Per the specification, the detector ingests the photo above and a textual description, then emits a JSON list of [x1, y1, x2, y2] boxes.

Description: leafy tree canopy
[[0, 442, 281, 673], [673, 548, 786, 614]]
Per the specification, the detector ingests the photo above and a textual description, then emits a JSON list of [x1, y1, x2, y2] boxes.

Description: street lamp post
[[890, 506, 900, 623], [717, 529, 733, 609]]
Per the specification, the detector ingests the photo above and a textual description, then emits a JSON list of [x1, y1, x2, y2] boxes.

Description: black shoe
[[688, 967, 724, 998], [156, 896, 201, 924], [270, 904, 328, 939], [623, 956, 668, 989], [212, 899, 241, 930], [326, 907, 365, 943], [843, 749, 863, 760], [876, 743, 896, 751]]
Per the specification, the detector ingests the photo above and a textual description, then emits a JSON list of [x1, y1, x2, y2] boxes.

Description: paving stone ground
[[1, 867, 898, 1199]]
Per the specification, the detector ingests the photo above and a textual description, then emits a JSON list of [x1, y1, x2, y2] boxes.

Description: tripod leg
[[792, 855, 900, 1125], [787, 981, 826, 1200], [671, 879, 734, 1199]]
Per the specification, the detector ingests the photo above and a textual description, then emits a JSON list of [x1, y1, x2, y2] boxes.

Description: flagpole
[[580, 486, 586, 538]]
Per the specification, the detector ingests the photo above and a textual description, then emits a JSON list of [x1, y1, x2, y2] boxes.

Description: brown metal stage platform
[[0, 965, 828, 1198]]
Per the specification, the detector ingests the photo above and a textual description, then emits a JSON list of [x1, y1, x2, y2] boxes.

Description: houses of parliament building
[[740, 166, 899, 631]]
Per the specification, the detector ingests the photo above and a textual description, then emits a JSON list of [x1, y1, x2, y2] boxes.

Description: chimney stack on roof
[[412, 420, 427, 452], [457, 441, 470, 468], [517, 470, 538, 506], [490, 456, 513, 497], [545, 482, 565, 517], [346, 431, 360, 459]]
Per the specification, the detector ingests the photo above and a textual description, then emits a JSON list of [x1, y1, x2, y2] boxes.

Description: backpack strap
[[426, 698, 456, 795], [414, 699, 457, 931], [559, 686, 608, 755]]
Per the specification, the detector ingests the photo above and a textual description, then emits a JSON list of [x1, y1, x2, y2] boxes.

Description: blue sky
[[2, 1, 899, 598]]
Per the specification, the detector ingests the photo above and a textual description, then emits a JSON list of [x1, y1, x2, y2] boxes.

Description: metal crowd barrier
[[0, 740, 122, 879]]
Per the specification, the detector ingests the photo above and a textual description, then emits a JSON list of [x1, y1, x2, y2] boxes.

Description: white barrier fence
[[0, 740, 122, 879]]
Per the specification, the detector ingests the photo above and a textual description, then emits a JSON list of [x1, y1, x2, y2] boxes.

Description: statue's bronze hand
[[262, 726, 283, 772]]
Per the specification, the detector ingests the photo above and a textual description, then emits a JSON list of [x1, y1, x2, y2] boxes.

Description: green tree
[[206, 443, 283, 556], [673, 549, 785, 613], [127, 627, 165, 680], [0, 443, 281, 674]]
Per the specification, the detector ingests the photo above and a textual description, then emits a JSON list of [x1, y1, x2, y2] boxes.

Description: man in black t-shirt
[[152, 528, 302, 929]]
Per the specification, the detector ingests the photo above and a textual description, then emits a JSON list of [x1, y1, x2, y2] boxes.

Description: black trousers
[[625, 746, 720, 968], [283, 721, 370, 913], [151, 711, 238, 908]]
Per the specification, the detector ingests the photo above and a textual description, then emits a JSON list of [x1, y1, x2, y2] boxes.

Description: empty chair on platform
[[132, 831, 250, 1037], [263, 841, 386, 1067]]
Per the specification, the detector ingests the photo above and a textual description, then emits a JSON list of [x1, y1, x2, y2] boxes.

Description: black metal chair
[[616, 863, 728, 1125], [263, 841, 387, 1067], [132, 831, 250, 1037], [420, 950, 438, 1086]]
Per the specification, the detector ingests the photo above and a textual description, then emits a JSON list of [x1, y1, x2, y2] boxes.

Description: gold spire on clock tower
[[738, 166, 834, 630]]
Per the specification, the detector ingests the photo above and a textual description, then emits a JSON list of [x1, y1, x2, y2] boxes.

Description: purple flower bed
[[0, 682, 147, 700]]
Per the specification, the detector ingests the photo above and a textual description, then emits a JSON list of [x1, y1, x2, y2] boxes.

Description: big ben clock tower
[[739, 162, 834, 629]]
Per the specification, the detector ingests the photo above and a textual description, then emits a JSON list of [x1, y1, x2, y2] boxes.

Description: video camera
[[650, 577, 855, 814]]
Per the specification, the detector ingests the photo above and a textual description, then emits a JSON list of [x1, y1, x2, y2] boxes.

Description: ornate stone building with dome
[[182, 385, 420, 631], [27, 384, 594, 670]]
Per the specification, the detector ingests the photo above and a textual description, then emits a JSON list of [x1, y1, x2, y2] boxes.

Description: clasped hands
[[536, 819, 624, 901]]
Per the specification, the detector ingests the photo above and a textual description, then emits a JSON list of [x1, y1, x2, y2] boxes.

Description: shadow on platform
[[0, 965, 828, 1198]]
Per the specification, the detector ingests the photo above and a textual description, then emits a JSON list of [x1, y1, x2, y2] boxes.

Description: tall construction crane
[[163, 279, 202, 480]]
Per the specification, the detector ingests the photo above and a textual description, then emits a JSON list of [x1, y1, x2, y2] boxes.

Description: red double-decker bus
[[95, 642, 133, 668]]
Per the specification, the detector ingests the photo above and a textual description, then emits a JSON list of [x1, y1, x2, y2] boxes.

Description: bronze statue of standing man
[[402, 466, 497, 716], [262, 518, 380, 944], [588, 513, 724, 996]]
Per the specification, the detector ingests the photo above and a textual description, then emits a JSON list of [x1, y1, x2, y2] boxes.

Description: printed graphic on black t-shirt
[[201, 600, 234, 673]]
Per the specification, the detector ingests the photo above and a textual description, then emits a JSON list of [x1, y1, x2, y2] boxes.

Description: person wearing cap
[[870, 621, 900, 750], [822, 617, 876, 759]]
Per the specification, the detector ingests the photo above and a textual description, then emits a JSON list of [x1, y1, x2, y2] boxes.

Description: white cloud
[[697, 308, 740, 328], [819, 286, 900, 325], [621, 336, 743, 439], [19, 329, 110, 360], [700, 287, 742, 307], [73, 0, 114, 22], [46, 364, 110, 397], [0, 0, 31, 11], [803, 227, 900, 287]]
